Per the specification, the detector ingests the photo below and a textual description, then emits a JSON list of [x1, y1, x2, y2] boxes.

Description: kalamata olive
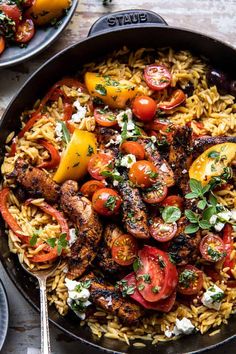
[[182, 82, 194, 97], [206, 68, 229, 94]]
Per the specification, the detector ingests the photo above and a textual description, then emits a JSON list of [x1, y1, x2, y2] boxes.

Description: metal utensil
[[20, 259, 61, 354]]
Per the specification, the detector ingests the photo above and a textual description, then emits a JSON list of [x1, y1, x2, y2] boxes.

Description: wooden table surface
[[0, 0, 236, 353]]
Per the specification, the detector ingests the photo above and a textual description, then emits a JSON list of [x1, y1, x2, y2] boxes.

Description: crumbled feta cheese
[[69, 228, 77, 247], [182, 169, 188, 174], [105, 295, 113, 307], [113, 180, 119, 187], [160, 163, 169, 173], [120, 154, 136, 168], [217, 210, 232, 222], [55, 122, 63, 141], [173, 318, 195, 336], [201, 284, 224, 310], [164, 329, 173, 338], [214, 221, 225, 232], [117, 109, 135, 131], [150, 135, 157, 143], [209, 215, 217, 225], [70, 100, 87, 123], [231, 209, 236, 221], [65, 278, 91, 320], [105, 135, 122, 147]]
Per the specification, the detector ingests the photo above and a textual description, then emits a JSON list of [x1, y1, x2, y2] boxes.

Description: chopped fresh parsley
[[210, 292, 224, 303], [87, 145, 94, 156], [104, 195, 117, 211], [95, 84, 107, 96], [179, 269, 197, 288]]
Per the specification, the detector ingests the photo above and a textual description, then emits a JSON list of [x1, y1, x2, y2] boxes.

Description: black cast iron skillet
[[0, 9, 236, 354]]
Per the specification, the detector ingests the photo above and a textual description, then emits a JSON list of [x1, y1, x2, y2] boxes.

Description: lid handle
[[88, 9, 168, 36]]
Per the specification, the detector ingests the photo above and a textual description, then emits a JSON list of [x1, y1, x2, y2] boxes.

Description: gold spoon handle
[[38, 277, 51, 354]]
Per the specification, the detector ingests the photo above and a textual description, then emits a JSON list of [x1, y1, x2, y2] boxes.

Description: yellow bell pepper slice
[[189, 143, 236, 185], [26, 0, 72, 26], [84, 72, 137, 109], [53, 129, 97, 184]]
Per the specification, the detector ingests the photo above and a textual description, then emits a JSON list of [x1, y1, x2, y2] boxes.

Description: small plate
[[0, 279, 9, 351], [0, 0, 78, 68]]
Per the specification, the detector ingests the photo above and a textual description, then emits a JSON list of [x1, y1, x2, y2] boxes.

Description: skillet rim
[[1, 22, 236, 354]]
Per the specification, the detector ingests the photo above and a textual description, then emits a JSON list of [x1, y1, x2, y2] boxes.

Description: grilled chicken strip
[[193, 136, 236, 156], [14, 159, 60, 203], [167, 217, 201, 265], [168, 126, 193, 192], [138, 138, 175, 187], [81, 273, 143, 324], [96, 224, 124, 276], [60, 180, 103, 279], [118, 179, 150, 239]]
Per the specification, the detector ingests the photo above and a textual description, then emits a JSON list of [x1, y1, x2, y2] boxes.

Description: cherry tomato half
[[0, 36, 5, 55], [88, 153, 114, 180], [142, 183, 168, 204], [144, 64, 171, 91], [94, 107, 117, 127], [200, 234, 226, 262], [160, 195, 184, 210], [80, 180, 106, 199], [111, 234, 138, 266], [0, 4, 22, 25], [15, 19, 35, 43], [222, 224, 235, 276], [177, 265, 203, 295], [132, 96, 157, 121], [157, 89, 186, 110], [120, 141, 145, 160], [136, 245, 178, 302], [92, 188, 122, 216], [129, 160, 158, 188], [149, 217, 177, 242], [123, 272, 176, 312]]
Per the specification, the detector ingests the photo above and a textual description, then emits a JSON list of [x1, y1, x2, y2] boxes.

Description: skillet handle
[[88, 9, 168, 36]]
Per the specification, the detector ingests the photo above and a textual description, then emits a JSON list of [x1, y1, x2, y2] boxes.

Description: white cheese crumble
[[160, 163, 169, 173], [209, 207, 236, 232], [173, 318, 195, 336], [55, 122, 63, 141], [231, 209, 236, 221], [120, 154, 136, 168], [65, 278, 91, 320], [70, 99, 87, 123], [164, 329, 173, 338], [201, 284, 224, 310], [69, 228, 77, 247], [117, 109, 135, 131], [105, 135, 122, 147]]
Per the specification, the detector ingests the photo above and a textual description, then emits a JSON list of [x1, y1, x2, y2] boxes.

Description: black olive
[[206, 68, 230, 94], [182, 82, 194, 97]]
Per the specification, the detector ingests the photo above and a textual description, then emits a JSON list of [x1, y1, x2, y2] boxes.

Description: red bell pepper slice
[[31, 247, 58, 263], [9, 78, 85, 156], [25, 199, 70, 240], [223, 223, 235, 276], [37, 139, 60, 170], [157, 89, 186, 110], [0, 188, 30, 244], [63, 102, 75, 133]]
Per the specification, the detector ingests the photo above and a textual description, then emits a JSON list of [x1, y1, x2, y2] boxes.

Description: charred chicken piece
[[14, 159, 60, 203], [167, 217, 201, 265], [96, 245, 123, 276], [168, 126, 193, 192], [60, 180, 103, 279], [96, 224, 124, 276], [81, 273, 143, 324], [103, 223, 123, 248], [118, 179, 150, 239], [193, 136, 236, 157], [137, 138, 175, 187], [95, 126, 120, 157]]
